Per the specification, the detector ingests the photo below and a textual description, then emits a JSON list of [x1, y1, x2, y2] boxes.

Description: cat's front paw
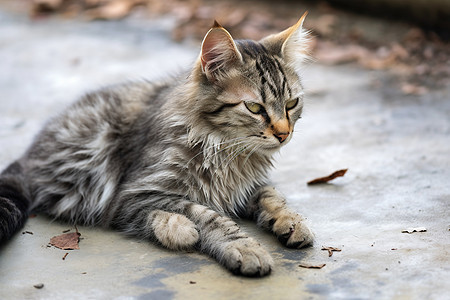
[[222, 238, 273, 277], [273, 213, 314, 248]]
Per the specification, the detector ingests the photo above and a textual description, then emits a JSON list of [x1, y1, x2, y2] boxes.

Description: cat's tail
[[0, 161, 31, 245]]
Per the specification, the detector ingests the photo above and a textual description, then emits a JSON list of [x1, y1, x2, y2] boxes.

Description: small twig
[[299, 263, 326, 269], [307, 169, 348, 185], [321, 246, 342, 257], [62, 252, 69, 260]]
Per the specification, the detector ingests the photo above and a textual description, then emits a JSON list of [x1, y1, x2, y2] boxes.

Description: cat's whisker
[[204, 139, 248, 161], [185, 136, 248, 167], [211, 142, 250, 180], [200, 140, 250, 173], [223, 144, 251, 170], [243, 144, 261, 167]]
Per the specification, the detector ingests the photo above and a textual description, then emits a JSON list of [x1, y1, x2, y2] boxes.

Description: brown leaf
[[307, 169, 348, 185], [50, 232, 81, 250], [321, 246, 342, 257], [299, 263, 326, 269]]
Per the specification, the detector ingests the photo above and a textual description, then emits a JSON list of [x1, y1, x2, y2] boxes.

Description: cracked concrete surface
[[0, 8, 449, 300]]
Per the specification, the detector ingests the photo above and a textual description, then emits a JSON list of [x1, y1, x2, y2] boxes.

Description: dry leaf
[[307, 169, 348, 185], [402, 227, 427, 234], [50, 231, 81, 250], [299, 263, 326, 269], [321, 246, 342, 257]]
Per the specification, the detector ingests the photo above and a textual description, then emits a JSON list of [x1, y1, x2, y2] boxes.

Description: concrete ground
[[0, 7, 449, 300]]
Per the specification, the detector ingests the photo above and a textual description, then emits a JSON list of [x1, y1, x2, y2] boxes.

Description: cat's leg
[[183, 203, 273, 277], [112, 199, 273, 276], [248, 186, 314, 248], [149, 210, 199, 250]]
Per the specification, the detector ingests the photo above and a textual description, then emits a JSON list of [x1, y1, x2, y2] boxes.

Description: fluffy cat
[[0, 13, 313, 276]]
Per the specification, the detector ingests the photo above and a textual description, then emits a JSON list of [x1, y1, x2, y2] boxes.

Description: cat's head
[[187, 13, 310, 154]]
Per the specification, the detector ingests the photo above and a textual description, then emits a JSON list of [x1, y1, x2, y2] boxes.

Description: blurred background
[[1, 0, 449, 94]]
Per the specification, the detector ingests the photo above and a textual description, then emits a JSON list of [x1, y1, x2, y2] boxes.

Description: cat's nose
[[274, 132, 289, 143], [272, 119, 290, 143]]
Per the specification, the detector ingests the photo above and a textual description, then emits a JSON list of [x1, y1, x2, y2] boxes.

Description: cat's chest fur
[[138, 129, 274, 216], [184, 140, 272, 214]]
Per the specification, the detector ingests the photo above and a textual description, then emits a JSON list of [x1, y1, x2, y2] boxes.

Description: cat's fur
[[0, 13, 313, 276]]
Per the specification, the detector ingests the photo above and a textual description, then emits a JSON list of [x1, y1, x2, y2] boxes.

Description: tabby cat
[[0, 13, 313, 276]]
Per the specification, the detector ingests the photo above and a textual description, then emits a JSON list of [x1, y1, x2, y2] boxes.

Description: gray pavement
[[0, 8, 449, 300]]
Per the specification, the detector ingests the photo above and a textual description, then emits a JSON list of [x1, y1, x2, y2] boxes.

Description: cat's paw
[[273, 213, 314, 249], [222, 238, 273, 277], [152, 211, 199, 250]]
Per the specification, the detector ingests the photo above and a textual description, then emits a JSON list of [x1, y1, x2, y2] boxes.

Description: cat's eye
[[245, 102, 264, 114], [286, 98, 299, 110]]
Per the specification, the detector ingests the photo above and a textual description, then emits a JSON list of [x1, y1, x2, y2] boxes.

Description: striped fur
[[0, 15, 313, 276]]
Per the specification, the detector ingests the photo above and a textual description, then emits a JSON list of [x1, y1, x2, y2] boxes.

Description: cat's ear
[[261, 12, 309, 71], [200, 21, 243, 81]]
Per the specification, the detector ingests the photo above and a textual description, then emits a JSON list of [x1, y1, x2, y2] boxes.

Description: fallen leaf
[[321, 246, 342, 257], [50, 231, 81, 250], [299, 263, 326, 269], [401, 227, 427, 234], [307, 169, 348, 185]]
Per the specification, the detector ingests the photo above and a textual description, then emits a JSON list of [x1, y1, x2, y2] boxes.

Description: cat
[[0, 12, 313, 277]]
